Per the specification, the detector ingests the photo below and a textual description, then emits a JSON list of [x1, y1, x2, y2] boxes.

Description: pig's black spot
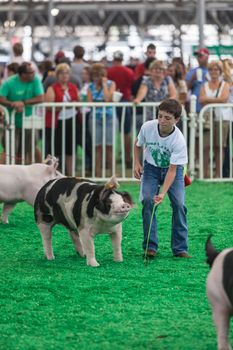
[[95, 189, 113, 215], [73, 183, 103, 227], [46, 178, 77, 206], [42, 214, 53, 223], [34, 178, 77, 226], [86, 187, 105, 217], [52, 203, 70, 227], [45, 179, 91, 228], [34, 179, 56, 221], [223, 250, 233, 306]]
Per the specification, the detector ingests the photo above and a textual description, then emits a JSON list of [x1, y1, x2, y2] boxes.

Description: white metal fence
[[0, 102, 187, 180], [0, 100, 232, 181], [198, 103, 233, 180], [0, 106, 10, 164]]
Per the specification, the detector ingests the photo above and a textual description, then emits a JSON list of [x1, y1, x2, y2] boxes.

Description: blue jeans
[[141, 161, 188, 255]]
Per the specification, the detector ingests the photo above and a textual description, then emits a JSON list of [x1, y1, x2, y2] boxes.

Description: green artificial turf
[[0, 181, 233, 350]]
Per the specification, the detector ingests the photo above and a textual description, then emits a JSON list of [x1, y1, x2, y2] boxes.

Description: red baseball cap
[[54, 50, 65, 61], [194, 48, 210, 56]]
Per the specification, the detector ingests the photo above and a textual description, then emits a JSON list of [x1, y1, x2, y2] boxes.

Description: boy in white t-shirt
[[134, 99, 190, 258]]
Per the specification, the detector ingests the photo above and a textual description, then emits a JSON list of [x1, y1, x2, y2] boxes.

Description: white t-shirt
[[58, 89, 74, 120], [136, 120, 188, 168], [203, 81, 232, 121]]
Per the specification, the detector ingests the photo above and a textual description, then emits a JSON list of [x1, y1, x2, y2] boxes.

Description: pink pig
[[0, 155, 64, 223]]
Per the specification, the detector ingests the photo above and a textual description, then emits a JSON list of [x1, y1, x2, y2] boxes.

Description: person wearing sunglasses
[[0, 62, 44, 163]]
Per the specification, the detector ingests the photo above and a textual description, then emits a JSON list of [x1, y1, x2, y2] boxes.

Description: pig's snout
[[122, 203, 131, 211], [115, 203, 131, 214]]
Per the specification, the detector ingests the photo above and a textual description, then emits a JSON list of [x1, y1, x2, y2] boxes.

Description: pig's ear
[[104, 175, 119, 190], [43, 154, 52, 165], [52, 157, 59, 170], [45, 155, 59, 169]]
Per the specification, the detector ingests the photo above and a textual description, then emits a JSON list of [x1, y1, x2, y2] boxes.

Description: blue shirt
[[89, 80, 113, 119], [185, 67, 208, 113]]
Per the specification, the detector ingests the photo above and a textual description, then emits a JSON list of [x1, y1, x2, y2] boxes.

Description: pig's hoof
[[76, 250, 85, 257], [1, 217, 9, 224], [114, 255, 123, 262], [45, 255, 55, 260], [87, 260, 100, 267]]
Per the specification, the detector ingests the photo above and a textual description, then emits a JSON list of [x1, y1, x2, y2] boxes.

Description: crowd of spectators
[[0, 42, 232, 178]]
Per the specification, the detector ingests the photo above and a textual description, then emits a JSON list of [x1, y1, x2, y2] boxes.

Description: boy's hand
[[154, 193, 165, 204], [134, 163, 143, 179]]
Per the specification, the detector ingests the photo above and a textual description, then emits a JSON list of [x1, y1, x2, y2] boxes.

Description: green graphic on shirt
[[150, 146, 170, 167]]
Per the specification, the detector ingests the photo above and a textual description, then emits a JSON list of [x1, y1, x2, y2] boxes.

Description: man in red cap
[[54, 51, 65, 65], [195, 48, 209, 56], [185, 47, 210, 113]]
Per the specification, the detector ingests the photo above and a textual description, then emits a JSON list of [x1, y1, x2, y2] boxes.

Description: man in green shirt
[[0, 62, 44, 163]]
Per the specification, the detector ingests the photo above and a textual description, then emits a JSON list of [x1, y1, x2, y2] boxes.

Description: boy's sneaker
[[144, 250, 157, 258], [174, 252, 192, 258]]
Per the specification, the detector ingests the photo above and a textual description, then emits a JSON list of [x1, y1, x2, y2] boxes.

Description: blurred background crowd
[[0, 41, 232, 178]]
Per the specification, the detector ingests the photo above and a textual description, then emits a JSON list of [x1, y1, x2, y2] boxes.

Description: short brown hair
[[158, 99, 182, 119], [18, 62, 32, 75], [147, 43, 156, 51], [7, 62, 19, 74], [82, 66, 91, 75], [13, 42, 23, 56], [73, 45, 85, 59], [90, 63, 106, 78]]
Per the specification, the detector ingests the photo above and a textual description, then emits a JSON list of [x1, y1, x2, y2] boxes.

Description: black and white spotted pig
[[206, 236, 233, 350], [34, 176, 133, 267]]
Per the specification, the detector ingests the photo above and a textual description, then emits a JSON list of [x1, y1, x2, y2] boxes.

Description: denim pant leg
[[167, 166, 188, 255], [141, 162, 161, 252]]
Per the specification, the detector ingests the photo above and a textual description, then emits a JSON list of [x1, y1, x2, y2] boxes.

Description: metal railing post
[[188, 95, 197, 180]]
